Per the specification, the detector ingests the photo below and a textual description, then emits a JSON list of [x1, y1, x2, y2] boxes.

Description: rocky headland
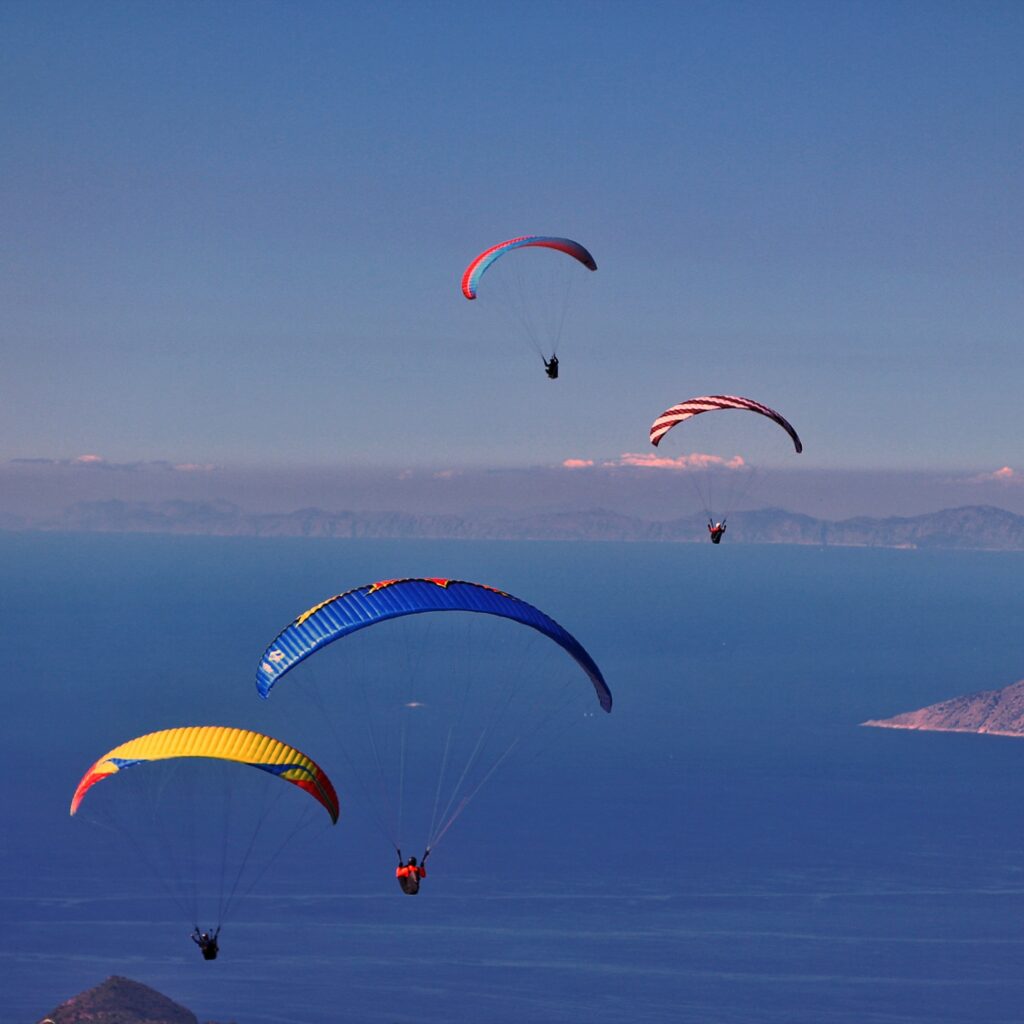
[[863, 679, 1024, 737]]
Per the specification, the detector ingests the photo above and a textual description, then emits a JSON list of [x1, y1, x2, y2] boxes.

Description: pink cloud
[[612, 452, 746, 471], [433, 468, 459, 480], [562, 458, 595, 469], [968, 466, 1020, 484], [74, 454, 105, 465]]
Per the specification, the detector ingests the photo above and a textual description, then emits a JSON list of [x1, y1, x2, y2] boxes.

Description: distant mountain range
[[38, 975, 229, 1024], [4, 501, 1024, 549], [864, 679, 1024, 738]]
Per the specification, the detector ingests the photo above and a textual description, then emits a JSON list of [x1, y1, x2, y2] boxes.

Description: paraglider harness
[[708, 520, 727, 544], [396, 848, 430, 895], [191, 925, 220, 960], [543, 355, 559, 379]]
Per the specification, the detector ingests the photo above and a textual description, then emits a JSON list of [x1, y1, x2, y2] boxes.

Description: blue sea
[[3, 533, 1024, 1024]]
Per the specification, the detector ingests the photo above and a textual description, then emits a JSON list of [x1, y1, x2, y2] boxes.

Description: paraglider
[[396, 850, 429, 895], [191, 926, 220, 961], [461, 236, 597, 377], [256, 578, 611, 877], [649, 395, 803, 537], [71, 726, 339, 949]]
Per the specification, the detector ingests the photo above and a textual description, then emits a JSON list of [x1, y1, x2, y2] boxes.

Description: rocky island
[[37, 975, 230, 1024], [863, 679, 1024, 737]]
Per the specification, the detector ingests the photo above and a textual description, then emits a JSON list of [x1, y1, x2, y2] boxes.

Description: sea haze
[[3, 534, 1024, 1023]]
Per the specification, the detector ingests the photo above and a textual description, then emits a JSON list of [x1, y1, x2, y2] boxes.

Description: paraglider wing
[[256, 578, 612, 712], [649, 395, 803, 453], [70, 726, 340, 822], [461, 236, 597, 300]]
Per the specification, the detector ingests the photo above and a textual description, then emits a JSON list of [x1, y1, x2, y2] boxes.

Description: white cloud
[[610, 452, 746, 471], [560, 453, 745, 472]]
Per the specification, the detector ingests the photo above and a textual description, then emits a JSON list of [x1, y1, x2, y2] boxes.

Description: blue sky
[[2, 1, 1022, 483]]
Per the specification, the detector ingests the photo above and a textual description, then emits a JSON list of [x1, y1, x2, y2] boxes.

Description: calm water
[[2, 533, 1024, 1023]]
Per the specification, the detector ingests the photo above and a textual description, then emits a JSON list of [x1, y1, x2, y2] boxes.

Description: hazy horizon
[[4, 456, 1024, 521]]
